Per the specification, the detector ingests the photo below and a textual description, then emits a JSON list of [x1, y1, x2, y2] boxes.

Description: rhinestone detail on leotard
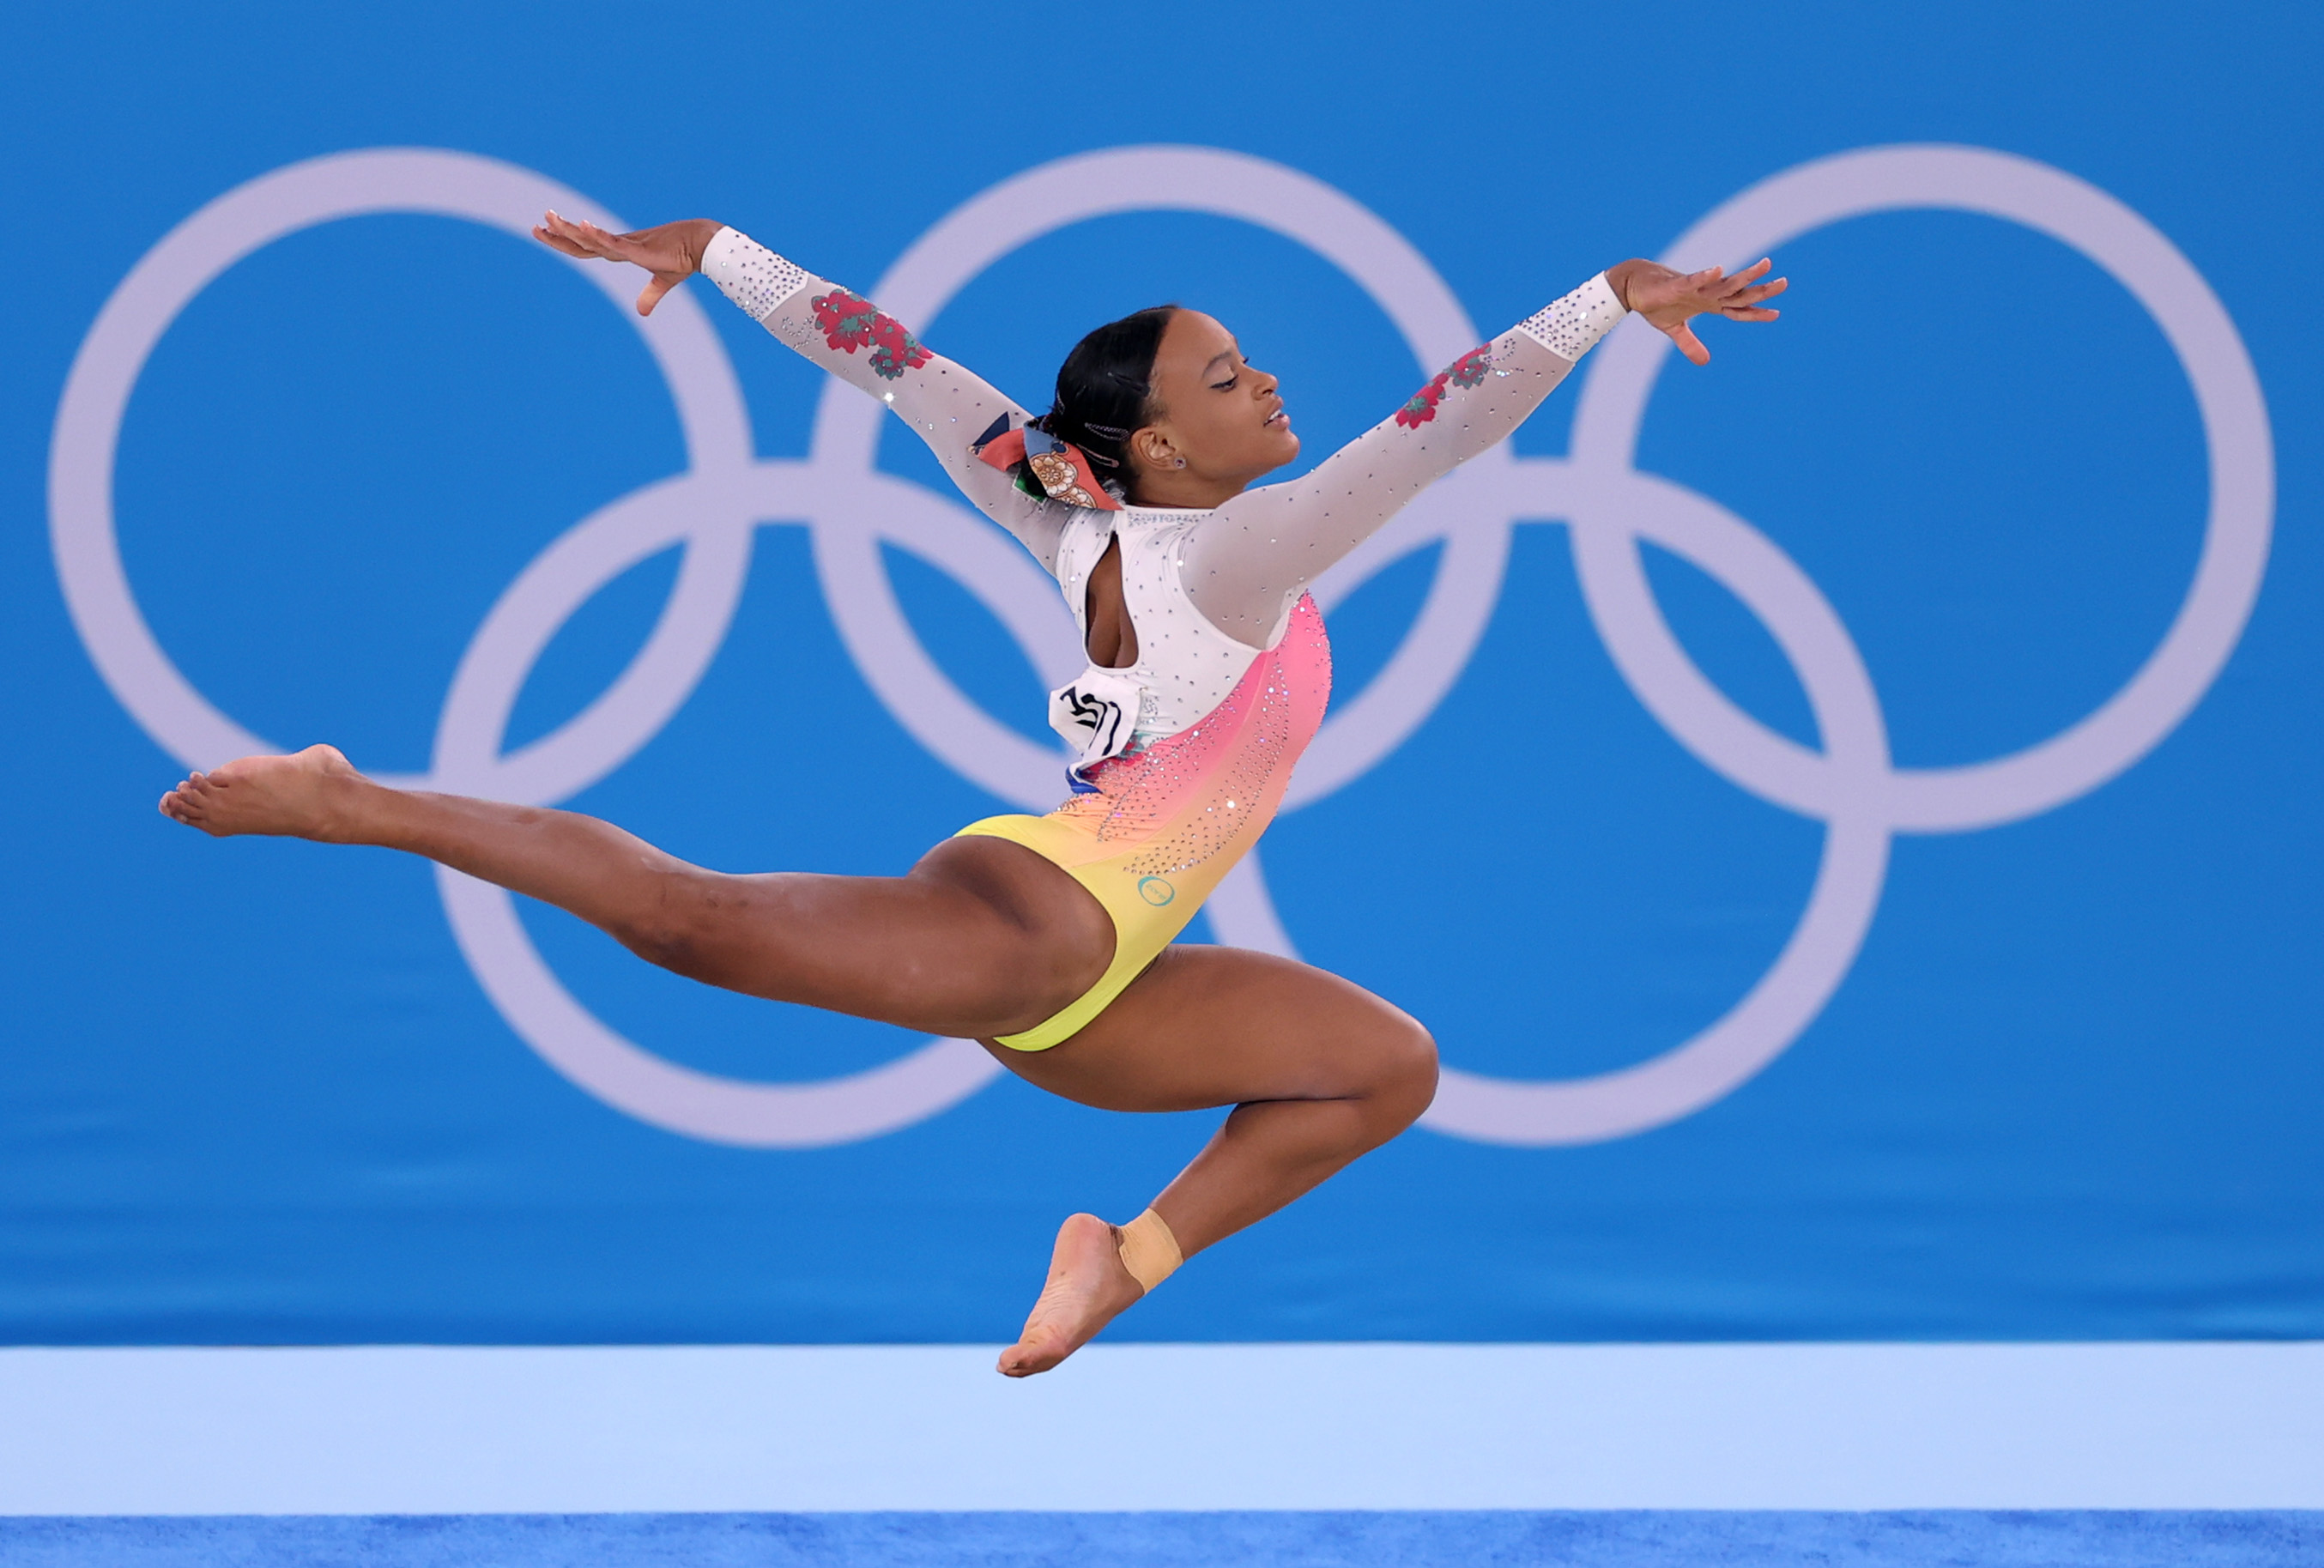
[[702, 227, 808, 322], [1519, 271, 1626, 362]]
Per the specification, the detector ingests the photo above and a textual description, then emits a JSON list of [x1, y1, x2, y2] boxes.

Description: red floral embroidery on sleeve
[[1394, 345, 1495, 429], [810, 288, 933, 379]]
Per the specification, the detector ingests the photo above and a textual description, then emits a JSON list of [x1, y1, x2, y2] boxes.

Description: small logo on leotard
[[1137, 876, 1176, 907]]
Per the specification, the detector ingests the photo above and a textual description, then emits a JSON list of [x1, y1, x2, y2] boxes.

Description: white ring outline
[[1425, 143, 2273, 1142], [46, 149, 1012, 1147], [46, 144, 2272, 1148], [48, 148, 753, 794], [1566, 143, 2275, 832]]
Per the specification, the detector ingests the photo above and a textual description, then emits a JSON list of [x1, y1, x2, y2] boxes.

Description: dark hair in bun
[[1025, 304, 1177, 504]]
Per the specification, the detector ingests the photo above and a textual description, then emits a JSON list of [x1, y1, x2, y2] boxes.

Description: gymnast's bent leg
[[990, 942, 1439, 1377], [159, 744, 1113, 1041]]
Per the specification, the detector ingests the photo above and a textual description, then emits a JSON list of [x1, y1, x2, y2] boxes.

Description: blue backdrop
[[3, 1, 2318, 1346]]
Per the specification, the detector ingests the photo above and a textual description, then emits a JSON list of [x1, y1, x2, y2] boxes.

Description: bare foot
[[158, 744, 365, 840], [997, 1213, 1147, 1377]]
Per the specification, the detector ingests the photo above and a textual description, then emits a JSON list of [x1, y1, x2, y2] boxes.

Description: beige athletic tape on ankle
[[1117, 1209, 1182, 1291]]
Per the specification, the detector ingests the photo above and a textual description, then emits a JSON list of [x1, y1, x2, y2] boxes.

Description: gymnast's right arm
[[534, 213, 1069, 574]]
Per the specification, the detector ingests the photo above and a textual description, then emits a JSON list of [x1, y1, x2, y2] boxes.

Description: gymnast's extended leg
[[158, 744, 1113, 1040]]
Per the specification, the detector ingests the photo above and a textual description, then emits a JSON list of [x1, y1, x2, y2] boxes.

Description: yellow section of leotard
[[953, 808, 1227, 1050]]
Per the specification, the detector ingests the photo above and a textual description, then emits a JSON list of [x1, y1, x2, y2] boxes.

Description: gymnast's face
[[1133, 309, 1300, 494]]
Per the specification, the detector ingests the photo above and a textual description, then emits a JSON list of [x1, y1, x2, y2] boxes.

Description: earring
[[1174, 457, 1186, 469]]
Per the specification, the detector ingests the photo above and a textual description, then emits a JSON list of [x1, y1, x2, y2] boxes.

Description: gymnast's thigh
[[985, 943, 1434, 1115]]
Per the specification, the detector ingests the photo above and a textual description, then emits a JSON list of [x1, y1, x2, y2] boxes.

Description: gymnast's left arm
[[1182, 257, 1785, 645]]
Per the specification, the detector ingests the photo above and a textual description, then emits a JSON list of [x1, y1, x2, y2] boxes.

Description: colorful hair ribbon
[[971, 413, 1123, 511]]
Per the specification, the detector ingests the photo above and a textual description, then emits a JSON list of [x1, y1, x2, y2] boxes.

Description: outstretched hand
[[532, 211, 725, 316], [1608, 256, 1787, 366]]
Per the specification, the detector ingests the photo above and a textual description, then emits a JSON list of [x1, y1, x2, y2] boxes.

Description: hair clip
[[973, 421, 1123, 511]]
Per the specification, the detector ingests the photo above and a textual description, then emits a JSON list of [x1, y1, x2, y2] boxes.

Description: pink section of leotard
[[1050, 594, 1333, 875]]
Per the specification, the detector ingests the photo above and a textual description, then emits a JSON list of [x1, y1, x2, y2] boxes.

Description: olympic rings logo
[[49, 144, 2273, 1148]]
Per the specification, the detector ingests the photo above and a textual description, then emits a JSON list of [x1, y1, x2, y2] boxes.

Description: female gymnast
[[160, 208, 1782, 1375]]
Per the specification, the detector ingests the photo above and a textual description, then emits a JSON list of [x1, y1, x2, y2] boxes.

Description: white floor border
[[3, 1343, 2320, 1514]]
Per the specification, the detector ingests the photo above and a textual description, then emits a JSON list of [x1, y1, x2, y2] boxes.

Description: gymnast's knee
[[1365, 1012, 1439, 1134], [602, 866, 731, 977]]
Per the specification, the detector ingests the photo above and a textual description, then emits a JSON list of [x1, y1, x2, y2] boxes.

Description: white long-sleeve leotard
[[700, 226, 1625, 753]]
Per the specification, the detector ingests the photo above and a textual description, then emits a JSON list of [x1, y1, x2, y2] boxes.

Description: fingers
[[536, 210, 630, 263], [1704, 260, 1774, 304], [1637, 257, 1782, 356], [635, 275, 676, 317], [1687, 265, 1785, 325], [531, 223, 595, 259], [1652, 260, 1776, 318], [539, 210, 595, 252], [1718, 272, 1787, 321], [1684, 259, 1769, 302]]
